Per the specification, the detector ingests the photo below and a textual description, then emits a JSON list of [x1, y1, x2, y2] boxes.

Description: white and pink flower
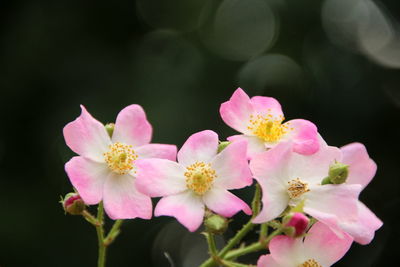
[[250, 141, 362, 232], [257, 222, 353, 267], [336, 142, 383, 245], [135, 130, 253, 232], [63, 105, 177, 220], [220, 88, 319, 158]]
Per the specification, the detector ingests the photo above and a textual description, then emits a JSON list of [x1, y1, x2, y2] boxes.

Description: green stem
[[96, 202, 106, 267], [81, 210, 101, 227], [259, 223, 268, 242], [221, 260, 254, 267], [225, 228, 282, 260], [104, 220, 124, 246], [199, 184, 262, 267], [206, 232, 218, 257]]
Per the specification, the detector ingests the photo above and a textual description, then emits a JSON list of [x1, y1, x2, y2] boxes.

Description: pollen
[[184, 162, 217, 195], [247, 112, 292, 143], [287, 178, 310, 199], [103, 142, 138, 175], [298, 259, 322, 267]]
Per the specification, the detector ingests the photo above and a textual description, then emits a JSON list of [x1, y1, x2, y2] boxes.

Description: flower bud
[[328, 162, 349, 184], [204, 214, 229, 235], [105, 123, 115, 138], [61, 193, 86, 215], [322, 162, 349, 185], [217, 141, 231, 153], [282, 212, 309, 237]]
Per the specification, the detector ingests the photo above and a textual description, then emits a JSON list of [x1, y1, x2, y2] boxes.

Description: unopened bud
[[282, 212, 309, 237], [329, 162, 349, 184], [217, 141, 231, 153], [105, 123, 115, 138], [322, 162, 349, 185], [204, 214, 228, 235], [61, 193, 85, 215]]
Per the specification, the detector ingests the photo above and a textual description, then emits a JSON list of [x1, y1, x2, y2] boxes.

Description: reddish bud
[[61, 193, 86, 215], [282, 212, 309, 237]]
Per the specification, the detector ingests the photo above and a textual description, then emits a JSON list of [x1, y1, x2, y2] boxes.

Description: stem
[[251, 184, 261, 216], [206, 232, 218, 257], [221, 260, 254, 267], [82, 210, 101, 226], [259, 223, 268, 242], [199, 184, 262, 267], [225, 228, 282, 260], [96, 202, 106, 267], [104, 220, 124, 247]]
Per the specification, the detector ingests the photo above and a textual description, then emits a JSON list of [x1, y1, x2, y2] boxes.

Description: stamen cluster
[[247, 113, 291, 143], [103, 142, 138, 175], [184, 161, 217, 195]]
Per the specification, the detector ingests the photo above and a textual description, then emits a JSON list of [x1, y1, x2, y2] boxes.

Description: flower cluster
[[62, 88, 382, 267]]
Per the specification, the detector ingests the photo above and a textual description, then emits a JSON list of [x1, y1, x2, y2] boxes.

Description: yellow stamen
[[247, 112, 292, 143], [103, 142, 138, 175], [184, 162, 217, 195], [287, 178, 310, 199], [298, 259, 322, 267]]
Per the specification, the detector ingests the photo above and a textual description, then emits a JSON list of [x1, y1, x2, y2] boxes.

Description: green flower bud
[[217, 141, 231, 153], [204, 214, 228, 235], [328, 162, 349, 184], [61, 193, 86, 215], [105, 123, 115, 138]]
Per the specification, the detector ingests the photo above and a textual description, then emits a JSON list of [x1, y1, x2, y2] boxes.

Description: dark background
[[0, 0, 399, 266]]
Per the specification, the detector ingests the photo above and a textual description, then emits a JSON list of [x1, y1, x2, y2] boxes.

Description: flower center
[[184, 162, 217, 195], [298, 259, 322, 267], [247, 113, 291, 143], [287, 178, 310, 199], [103, 142, 138, 175]]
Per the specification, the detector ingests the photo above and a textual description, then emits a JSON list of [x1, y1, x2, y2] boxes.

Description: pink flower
[[250, 141, 362, 231], [336, 143, 383, 245], [135, 130, 253, 232], [63, 105, 177, 220], [257, 222, 353, 267], [220, 88, 319, 158]]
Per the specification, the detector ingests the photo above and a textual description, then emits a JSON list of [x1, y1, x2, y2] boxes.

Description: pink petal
[[268, 235, 304, 266], [211, 141, 253, 190], [249, 142, 293, 182], [284, 119, 319, 155], [303, 222, 353, 266], [227, 134, 266, 159], [252, 176, 289, 223], [64, 156, 109, 205], [257, 255, 282, 267], [250, 96, 283, 118], [250, 143, 292, 223], [135, 158, 187, 197], [220, 88, 254, 134], [339, 201, 383, 245], [135, 143, 177, 161], [63, 105, 111, 162], [103, 173, 152, 220], [177, 130, 218, 166], [112, 104, 152, 147], [304, 184, 362, 223], [341, 142, 377, 189], [202, 187, 251, 217], [154, 191, 205, 232], [289, 144, 342, 185]]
